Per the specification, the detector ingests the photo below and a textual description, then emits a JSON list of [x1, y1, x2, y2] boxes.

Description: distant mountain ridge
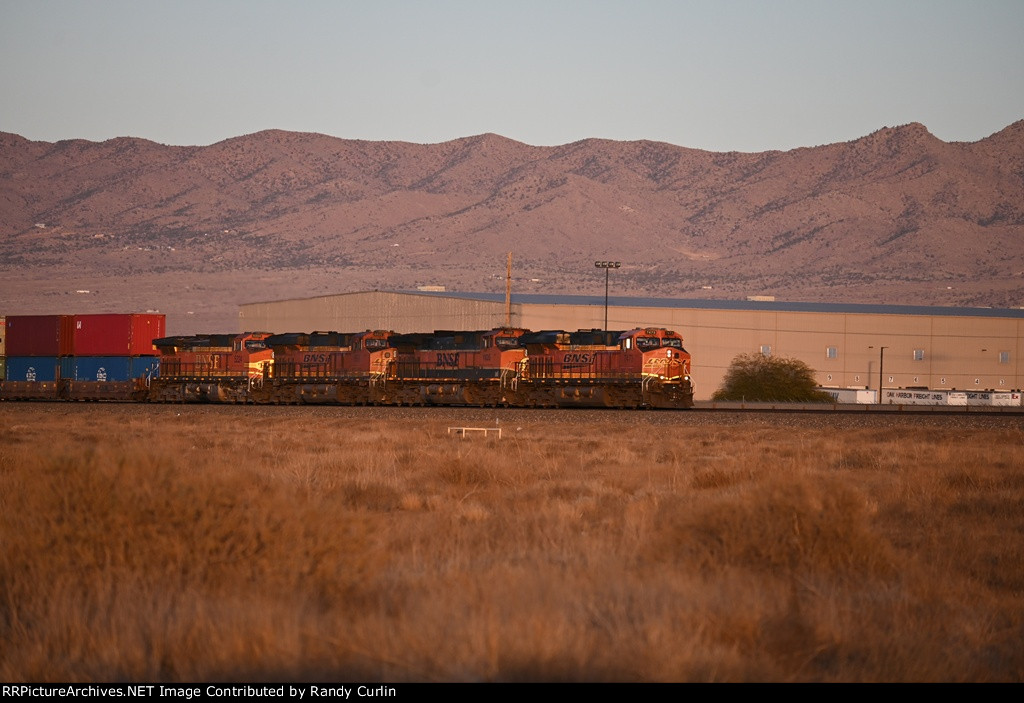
[[1, 122, 1022, 333]]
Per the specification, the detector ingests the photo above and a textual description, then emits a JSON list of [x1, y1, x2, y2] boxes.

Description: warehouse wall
[[239, 292, 1024, 400], [540, 306, 1024, 400]]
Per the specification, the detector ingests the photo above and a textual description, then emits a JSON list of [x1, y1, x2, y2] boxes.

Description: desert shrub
[[712, 353, 834, 402]]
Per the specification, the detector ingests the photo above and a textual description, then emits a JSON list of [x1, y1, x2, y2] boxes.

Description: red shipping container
[[66, 313, 166, 356], [5, 315, 72, 356]]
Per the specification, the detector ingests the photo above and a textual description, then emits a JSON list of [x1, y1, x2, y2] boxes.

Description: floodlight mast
[[594, 261, 621, 332]]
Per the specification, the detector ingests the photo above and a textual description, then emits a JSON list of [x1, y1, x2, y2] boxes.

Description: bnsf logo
[[302, 353, 331, 363], [436, 352, 460, 367], [562, 353, 594, 364], [194, 355, 221, 368]]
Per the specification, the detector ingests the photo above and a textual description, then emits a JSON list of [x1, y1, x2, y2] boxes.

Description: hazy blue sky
[[2, 0, 1022, 152]]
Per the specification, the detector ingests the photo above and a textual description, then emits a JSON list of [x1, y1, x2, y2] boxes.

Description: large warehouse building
[[238, 290, 1024, 401]]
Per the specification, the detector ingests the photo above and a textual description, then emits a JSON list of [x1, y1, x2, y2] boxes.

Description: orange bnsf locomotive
[[141, 326, 694, 409], [515, 327, 692, 408], [144, 332, 275, 403]]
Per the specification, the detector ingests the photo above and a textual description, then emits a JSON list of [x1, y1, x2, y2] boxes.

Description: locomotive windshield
[[364, 338, 390, 350], [494, 336, 522, 350], [633, 335, 683, 350]]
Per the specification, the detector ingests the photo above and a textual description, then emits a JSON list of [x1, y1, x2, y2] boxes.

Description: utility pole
[[505, 252, 512, 327], [870, 345, 888, 404], [879, 346, 887, 404]]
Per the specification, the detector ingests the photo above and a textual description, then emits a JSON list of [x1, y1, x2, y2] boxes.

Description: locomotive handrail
[[641, 375, 654, 407], [500, 367, 518, 390]]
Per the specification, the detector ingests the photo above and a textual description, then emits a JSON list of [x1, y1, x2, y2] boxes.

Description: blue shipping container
[[133, 357, 160, 379], [58, 356, 161, 382], [6, 357, 60, 382], [60, 356, 130, 382]]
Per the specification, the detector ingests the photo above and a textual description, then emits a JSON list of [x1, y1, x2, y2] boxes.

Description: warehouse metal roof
[[396, 290, 1024, 319], [243, 289, 1024, 319]]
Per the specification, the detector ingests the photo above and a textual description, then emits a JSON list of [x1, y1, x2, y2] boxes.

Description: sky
[[2, 0, 1023, 153]]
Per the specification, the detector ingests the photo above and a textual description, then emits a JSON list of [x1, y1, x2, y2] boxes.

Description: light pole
[[595, 261, 620, 332]]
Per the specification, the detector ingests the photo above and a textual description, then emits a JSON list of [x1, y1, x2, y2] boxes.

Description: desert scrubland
[[1, 404, 1022, 682]]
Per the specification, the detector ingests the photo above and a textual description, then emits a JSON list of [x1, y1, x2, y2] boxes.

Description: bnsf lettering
[[562, 353, 594, 364], [302, 353, 331, 363], [194, 354, 221, 368], [436, 352, 460, 367]]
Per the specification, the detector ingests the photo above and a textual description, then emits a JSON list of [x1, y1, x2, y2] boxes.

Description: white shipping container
[[883, 389, 951, 405], [994, 392, 1023, 406], [966, 391, 1023, 406], [947, 392, 968, 406], [818, 388, 878, 404]]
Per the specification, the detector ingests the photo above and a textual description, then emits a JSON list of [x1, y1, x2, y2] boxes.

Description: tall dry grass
[[0, 405, 1022, 682]]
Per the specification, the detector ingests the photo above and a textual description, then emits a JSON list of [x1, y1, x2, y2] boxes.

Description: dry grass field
[[1, 404, 1022, 682]]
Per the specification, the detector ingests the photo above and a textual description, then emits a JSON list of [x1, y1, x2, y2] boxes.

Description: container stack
[[61, 313, 164, 382], [2, 313, 165, 400], [4, 314, 67, 383], [0, 315, 6, 381]]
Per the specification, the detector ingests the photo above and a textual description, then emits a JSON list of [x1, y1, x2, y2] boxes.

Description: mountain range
[[1, 121, 1022, 333]]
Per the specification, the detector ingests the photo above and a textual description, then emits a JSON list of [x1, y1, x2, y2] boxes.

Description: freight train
[[0, 314, 695, 409]]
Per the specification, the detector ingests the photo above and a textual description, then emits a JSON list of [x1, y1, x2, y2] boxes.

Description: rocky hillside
[[1, 122, 1022, 332]]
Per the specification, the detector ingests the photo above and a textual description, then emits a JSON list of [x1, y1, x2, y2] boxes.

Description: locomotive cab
[[352, 330, 399, 377], [478, 328, 528, 373], [619, 328, 692, 382], [483, 327, 528, 350], [230, 332, 275, 379]]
